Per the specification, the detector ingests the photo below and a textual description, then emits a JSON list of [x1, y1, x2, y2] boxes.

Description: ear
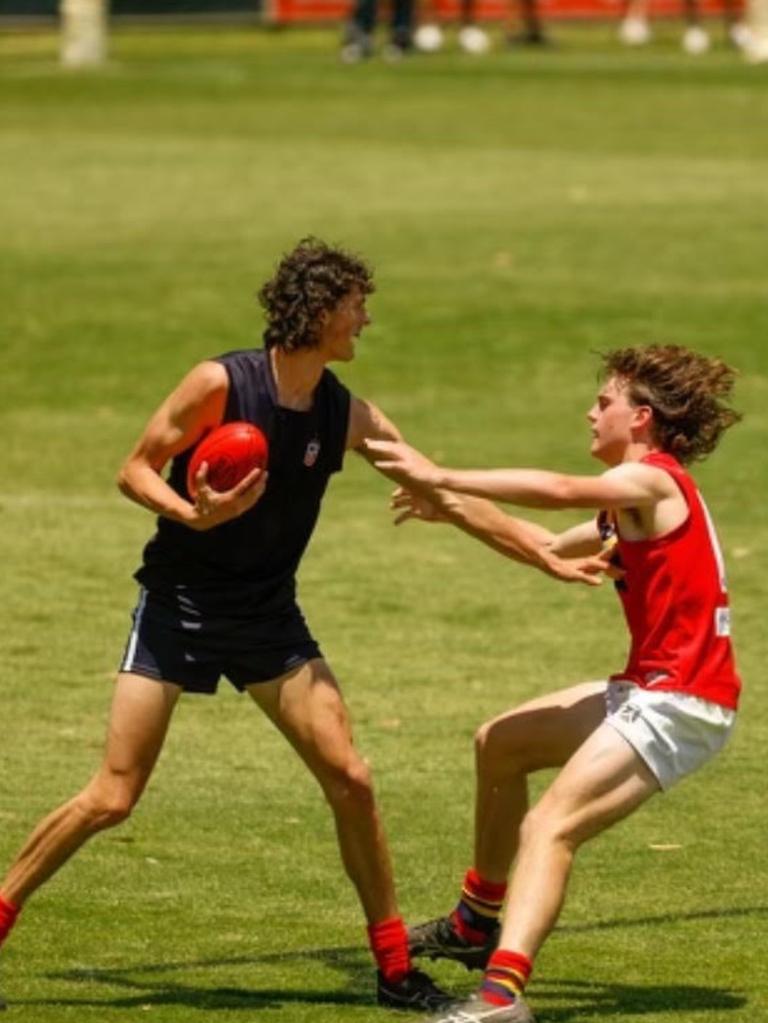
[[631, 404, 654, 435]]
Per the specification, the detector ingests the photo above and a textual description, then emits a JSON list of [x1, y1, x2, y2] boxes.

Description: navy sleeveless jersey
[[135, 350, 351, 617]]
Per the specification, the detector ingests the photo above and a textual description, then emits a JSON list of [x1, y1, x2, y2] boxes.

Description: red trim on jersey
[[606, 452, 740, 710]]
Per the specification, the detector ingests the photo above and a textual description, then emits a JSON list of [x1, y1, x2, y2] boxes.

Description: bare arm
[[116, 360, 267, 531], [396, 487, 607, 583], [347, 396, 404, 454], [549, 519, 603, 557], [348, 399, 558, 562], [366, 439, 675, 511]]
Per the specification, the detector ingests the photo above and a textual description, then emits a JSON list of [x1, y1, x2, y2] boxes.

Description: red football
[[186, 421, 268, 497]]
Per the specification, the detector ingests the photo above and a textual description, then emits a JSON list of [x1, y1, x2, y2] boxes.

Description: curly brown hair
[[600, 344, 741, 464], [258, 237, 375, 352]]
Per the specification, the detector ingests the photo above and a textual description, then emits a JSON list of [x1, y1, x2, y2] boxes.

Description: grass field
[[1, 21, 767, 1023]]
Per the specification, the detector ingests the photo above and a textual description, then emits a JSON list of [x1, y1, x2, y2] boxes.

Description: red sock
[[367, 916, 411, 982], [451, 868, 508, 944], [481, 949, 533, 1006], [0, 895, 20, 948]]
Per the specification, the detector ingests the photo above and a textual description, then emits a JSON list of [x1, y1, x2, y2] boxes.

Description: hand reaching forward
[[540, 546, 620, 586], [390, 486, 447, 526], [365, 438, 441, 490]]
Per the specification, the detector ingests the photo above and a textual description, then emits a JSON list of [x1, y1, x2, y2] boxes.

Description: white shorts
[[603, 682, 736, 791]]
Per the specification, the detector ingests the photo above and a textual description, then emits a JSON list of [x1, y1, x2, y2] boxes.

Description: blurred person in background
[[742, 0, 768, 58], [617, 0, 751, 53], [413, 0, 550, 53], [341, 0, 415, 61]]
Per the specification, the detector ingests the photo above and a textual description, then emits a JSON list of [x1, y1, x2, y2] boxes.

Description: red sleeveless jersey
[[602, 452, 740, 710]]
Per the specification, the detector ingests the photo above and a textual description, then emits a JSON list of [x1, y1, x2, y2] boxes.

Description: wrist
[[177, 501, 207, 531]]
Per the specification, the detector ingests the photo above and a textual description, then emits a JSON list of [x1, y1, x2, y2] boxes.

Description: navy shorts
[[119, 589, 323, 694]]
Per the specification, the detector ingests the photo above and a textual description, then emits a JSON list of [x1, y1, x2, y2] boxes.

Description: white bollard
[[60, 0, 108, 68], [744, 0, 768, 60]]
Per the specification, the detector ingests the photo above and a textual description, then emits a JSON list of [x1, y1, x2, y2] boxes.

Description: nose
[[586, 404, 598, 424]]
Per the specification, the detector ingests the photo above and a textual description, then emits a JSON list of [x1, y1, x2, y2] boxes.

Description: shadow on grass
[[19, 906, 762, 1014], [35, 945, 373, 1010], [557, 902, 768, 935], [532, 978, 746, 1020]]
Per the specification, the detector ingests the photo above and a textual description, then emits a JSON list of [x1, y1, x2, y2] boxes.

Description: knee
[[475, 716, 528, 779], [76, 780, 139, 832], [322, 756, 376, 815], [518, 798, 577, 854]]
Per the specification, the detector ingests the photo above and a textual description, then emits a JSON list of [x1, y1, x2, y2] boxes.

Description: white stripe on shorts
[[122, 588, 148, 673]]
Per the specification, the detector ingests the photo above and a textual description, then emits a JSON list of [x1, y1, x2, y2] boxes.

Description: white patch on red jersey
[[715, 607, 731, 637]]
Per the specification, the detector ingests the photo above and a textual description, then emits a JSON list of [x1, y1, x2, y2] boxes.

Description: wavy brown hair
[[258, 237, 374, 352], [601, 344, 741, 464]]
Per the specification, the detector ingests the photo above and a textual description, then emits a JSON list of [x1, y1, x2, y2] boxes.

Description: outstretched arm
[[117, 361, 267, 531], [349, 403, 605, 584], [347, 395, 404, 452], [391, 486, 607, 585], [366, 438, 673, 511]]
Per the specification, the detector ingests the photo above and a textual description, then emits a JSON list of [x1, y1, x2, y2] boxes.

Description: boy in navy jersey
[[0, 238, 602, 1013], [368, 345, 741, 1022]]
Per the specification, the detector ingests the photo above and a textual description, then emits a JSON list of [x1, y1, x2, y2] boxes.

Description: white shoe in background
[[618, 15, 652, 45], [682, 25, 711, 54], [458, 25, 491, 54]]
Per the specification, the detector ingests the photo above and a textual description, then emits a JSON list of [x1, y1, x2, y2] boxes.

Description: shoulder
[[173, 359, 229, 398], [602, 460, 679, 497], [346, 395, 402, 450]]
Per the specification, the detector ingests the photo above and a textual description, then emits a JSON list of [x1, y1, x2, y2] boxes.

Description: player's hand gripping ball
[[187, 421, 268, 498]]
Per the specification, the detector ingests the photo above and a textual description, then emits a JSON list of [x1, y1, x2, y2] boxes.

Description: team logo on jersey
[[715, 606, 731, 637], [304, 438, 321, 467]]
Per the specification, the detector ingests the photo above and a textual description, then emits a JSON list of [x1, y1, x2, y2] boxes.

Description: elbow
[[116, 463, 134, 500]]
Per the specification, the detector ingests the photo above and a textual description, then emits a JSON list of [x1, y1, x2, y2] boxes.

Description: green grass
[[1, 22, 767, 1023]]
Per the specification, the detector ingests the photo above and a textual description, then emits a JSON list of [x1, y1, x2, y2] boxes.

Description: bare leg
[[623, 0, 648, 20], [519, 0, 544, 36], [683, 0, 700, 26], [500, 721, 660, 959], [618, 0, 652, 44], [472, 682, 606, 883], [1, 673, 180, 907], [247, 659, 397, 924]]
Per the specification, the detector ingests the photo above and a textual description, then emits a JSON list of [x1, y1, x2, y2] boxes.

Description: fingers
[[576, 571, 603, 587], [547, 554, 608, 587], [391, 485, 415, 506], [192, 460, 209, 497], [232, 466, 267, 497], [393, 510, 415, 526], [191, 467, 268, 530], [365, 439, 398, 455]]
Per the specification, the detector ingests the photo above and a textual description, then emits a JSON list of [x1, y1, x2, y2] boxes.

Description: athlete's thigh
[[246, 658, 355, 771], [537, 721, 660, 845], [481, 680, 608, 772], [101, 672, 183, 779]]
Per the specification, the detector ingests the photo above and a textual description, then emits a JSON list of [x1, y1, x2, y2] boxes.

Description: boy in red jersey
[[368, 344, 741, 1023]]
